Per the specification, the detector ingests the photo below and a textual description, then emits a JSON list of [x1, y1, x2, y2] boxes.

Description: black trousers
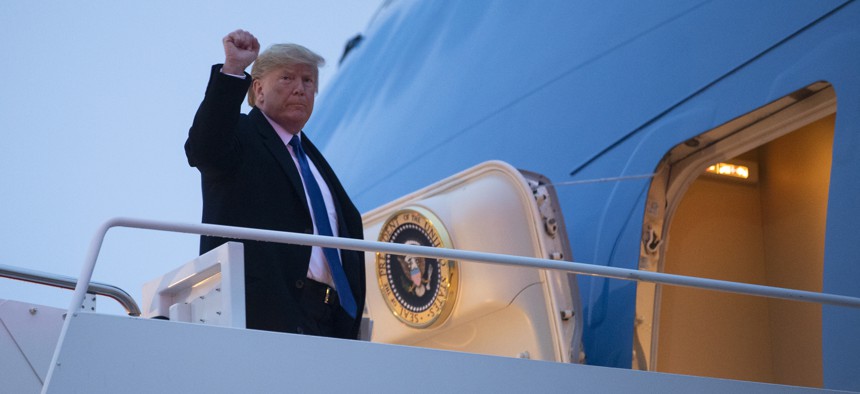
[[295, 278, 343, 338]]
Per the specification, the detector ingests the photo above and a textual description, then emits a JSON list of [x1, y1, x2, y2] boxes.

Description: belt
[[298, 278, 339, 306]]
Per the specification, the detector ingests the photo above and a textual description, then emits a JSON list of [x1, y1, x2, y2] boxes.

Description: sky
[[0, 0, 384, 314]]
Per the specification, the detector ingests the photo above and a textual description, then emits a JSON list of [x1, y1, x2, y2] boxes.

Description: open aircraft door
[[362, 161, 583, 363]]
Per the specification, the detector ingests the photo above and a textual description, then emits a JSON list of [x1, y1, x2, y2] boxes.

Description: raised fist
[[222, 29, 260, 75]]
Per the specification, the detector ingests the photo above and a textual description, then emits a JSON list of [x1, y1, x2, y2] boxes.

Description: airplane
[[2, 0, 859, 391], [308, 0, 860, 390]]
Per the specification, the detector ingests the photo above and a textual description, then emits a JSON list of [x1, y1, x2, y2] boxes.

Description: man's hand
[[222, 29, 260, 75]]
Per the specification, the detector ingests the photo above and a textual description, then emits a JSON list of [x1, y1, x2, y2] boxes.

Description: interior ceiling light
[[704, 161, 757, 183]]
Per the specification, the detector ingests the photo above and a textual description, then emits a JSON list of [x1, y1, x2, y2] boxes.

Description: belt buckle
[[324, 286, 332, 304]]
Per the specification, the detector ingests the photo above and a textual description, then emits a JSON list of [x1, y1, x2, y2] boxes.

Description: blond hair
[[248, 43, 325, 106]]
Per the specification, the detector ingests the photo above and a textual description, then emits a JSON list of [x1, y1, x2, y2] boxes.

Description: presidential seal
[[376, 207, 459, 328]]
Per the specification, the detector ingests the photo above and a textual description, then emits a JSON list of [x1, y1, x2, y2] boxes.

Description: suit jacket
[[185, 65, 366, 339]]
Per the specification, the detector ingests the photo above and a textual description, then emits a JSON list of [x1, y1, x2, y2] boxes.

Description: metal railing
[[63, 217, 860, 317], [42, 216, 860, 392], [0, 263, 141, 316]]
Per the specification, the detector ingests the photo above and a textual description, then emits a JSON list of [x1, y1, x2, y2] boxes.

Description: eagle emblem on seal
[[376, 208, 459, 328]]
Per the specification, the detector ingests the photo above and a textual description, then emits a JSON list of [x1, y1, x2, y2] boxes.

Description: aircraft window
[[339, 34, 363, 65], [634, 82, 835, 387]]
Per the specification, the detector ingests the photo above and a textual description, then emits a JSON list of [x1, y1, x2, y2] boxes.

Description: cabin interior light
[[706, 163, 749, 179], [704, 161, 757, 183]]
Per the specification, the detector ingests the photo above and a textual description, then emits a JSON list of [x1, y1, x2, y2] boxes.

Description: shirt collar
[[261, 111, 302, 148]]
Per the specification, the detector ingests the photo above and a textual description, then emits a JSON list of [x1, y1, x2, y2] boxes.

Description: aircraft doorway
[[635, 83, 836, 387]]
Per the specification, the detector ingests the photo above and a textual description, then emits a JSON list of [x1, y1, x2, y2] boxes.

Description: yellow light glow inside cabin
[[706, 163, 750, 179]]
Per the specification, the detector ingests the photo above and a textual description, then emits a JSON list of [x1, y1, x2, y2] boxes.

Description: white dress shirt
[[264, 114, 340, 288]]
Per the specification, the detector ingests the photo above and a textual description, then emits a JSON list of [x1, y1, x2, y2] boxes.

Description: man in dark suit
[[185, 29, 365, 339]]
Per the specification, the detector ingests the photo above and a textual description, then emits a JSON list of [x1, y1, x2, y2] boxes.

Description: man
[[185, 29, 365, 339]]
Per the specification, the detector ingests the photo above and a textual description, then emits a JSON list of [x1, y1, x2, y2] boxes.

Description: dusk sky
[[0, 1, 383, 313]]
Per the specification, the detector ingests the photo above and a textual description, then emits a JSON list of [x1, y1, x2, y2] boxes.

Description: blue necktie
[[288, 135, 357, 318]]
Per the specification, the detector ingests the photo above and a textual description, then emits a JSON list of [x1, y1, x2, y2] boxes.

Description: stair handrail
[[0, 263, 141, 316]]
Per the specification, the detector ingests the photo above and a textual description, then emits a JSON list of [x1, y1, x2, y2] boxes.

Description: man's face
[[253, 63, 317, 133]]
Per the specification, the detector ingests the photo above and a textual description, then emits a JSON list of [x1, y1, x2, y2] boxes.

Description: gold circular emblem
[[376, 207, 459, 328]]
